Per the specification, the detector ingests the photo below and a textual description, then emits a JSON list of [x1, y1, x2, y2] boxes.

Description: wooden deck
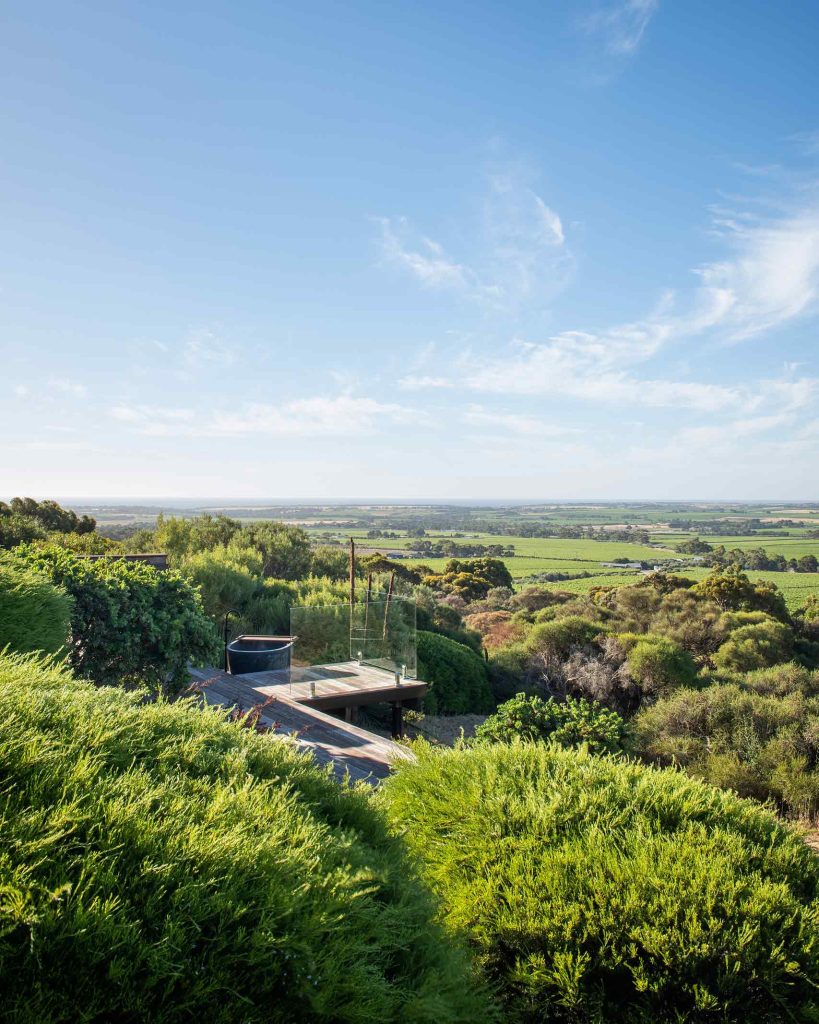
[[188, 662, 426, 784]]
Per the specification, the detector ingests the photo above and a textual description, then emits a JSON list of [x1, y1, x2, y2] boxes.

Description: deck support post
[[391, 702, 403, 739]]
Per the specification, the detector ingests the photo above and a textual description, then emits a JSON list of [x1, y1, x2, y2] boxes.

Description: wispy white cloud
[[580, 0, 659, 57], [462, 405, 578, 436], [398, 374, 452, 391], [376, 169, 572, 310], [110, 395, 421, 438], [376, 217, 472, 291], [672, 413, 795, 450], [47, 377, 87, 398], [426, 195, 819, 413], [461, 333, 748, 412], [183, 328, 237, 368], [698, 208, 819, 340]]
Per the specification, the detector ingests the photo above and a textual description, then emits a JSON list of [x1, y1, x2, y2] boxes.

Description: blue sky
[[2, 0, 819, 500]]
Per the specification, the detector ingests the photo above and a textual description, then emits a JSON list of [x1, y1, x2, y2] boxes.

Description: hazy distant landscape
[[74, 499, 819, 611]]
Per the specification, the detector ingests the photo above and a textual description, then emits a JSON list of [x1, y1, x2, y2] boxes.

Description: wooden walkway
[[188, 662, 426, 784]]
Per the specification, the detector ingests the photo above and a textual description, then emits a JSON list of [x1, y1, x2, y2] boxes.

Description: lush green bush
[[713, 619, 795, 672], [474, 693, 628, 754], [423, 558, 513, 602], [694, 566, 789, 621], [0, 551, 72, 656], [310, 544, 350, 580], [417, 630, 495, 714], [0, 652, 491, 1023], [380, 741, 819, 1023], [634, 680, 819, 818], [739, 661, 819, 698], [180, 545, 264, 622], [20, 545, 219, 693], [525, 616, 603, 659], [622, 634, 699, 692], [236, 521, 313, 579], [150, 512, 242, 561]]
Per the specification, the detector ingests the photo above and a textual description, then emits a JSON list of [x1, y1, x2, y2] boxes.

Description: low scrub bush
[[634, 681, 819, 819], [380, 742, 819, 1023], [525, 616, 603, 659], [474, 693, 628, 754], [621, 633, 699, 692], [713, 619, 795, 672], [0, 551, 72, 656], [0, 652, 491, 1023], [417, 630, 495, 714], [739, 661, 819, 697]]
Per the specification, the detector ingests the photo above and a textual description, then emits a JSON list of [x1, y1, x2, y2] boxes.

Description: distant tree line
[[0, 497, 96, 548], [677, 537, 819, 573], [669, 517, 806, 536], [411, 540, 516, 558]]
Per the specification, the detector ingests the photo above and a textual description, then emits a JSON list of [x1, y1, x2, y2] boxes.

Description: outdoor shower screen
[[289, 597, 417, 678]]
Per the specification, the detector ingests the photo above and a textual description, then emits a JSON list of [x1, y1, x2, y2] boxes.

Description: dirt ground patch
[[405, 713, 488, 746]]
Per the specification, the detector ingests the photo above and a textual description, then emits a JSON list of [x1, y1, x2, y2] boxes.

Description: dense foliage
[[381, 742, 819, 1023], [422, 558, 513, 601], [0, 551, 72, 656], [0, 496, 95, 548], [474, 693, 628, 754], [0, 653, 490, 1023], [417, 630, 495, 714], [20, 545, 219, 693], [635, 664, 819, 818]]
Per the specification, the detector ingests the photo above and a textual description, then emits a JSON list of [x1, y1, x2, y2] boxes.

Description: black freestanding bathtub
[[226, 635, 296, 675]]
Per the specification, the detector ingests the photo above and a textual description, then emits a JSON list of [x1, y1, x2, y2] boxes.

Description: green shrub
[[0, 652, 491, 1023], [713, 620, 795, 672], [0, 551, 72, 656], [694, 566, 789, 621], [20, 545, 219, 694], [474, 693, 628, 754], [417, 630, 494, 715], [740, 661, 819, 698], [634, 681, 819, 818], [180, 545, 263, 621], [624, 634, 699, 692], [525, 616, 603, 658], [380, 742, 819, 1023]]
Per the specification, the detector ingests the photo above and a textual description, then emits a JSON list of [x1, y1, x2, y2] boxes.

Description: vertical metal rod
[[364, 572, 372, 637], [349, 537, 356, 607], [382, 570, 395, 641]]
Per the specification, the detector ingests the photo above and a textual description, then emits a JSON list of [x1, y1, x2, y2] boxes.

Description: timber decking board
[[187, 662, 421, 783]]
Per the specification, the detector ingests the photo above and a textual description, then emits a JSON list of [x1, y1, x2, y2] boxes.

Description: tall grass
[[0, 653, 492, 1023]]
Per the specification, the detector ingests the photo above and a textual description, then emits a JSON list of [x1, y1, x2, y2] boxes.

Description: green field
[[80, 501, 819, 610], [313, 526, 819, 606], [321, 526, 819, 611], [536, 567, 819, 612]]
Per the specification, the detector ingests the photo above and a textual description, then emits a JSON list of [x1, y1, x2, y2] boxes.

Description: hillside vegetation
[[381, 742, 819, 1023], [0, 551, 72, 657], [0, 653, 491, 1023]]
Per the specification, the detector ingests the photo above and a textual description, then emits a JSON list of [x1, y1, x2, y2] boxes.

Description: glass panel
[[289, 596, 416, 678]]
